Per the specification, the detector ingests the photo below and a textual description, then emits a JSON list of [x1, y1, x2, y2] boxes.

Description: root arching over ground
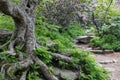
[[0, 44, 74, 80], [0, 30, 80, 80]]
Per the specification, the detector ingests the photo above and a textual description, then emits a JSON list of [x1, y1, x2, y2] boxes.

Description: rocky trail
[[75, 36, 120, 80]]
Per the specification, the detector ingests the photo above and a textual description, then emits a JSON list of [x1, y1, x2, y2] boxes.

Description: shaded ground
[[76, 43, 120, 80]]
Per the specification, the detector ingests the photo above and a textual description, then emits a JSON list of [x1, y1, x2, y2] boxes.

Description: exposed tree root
[[0, 53, 59, 80], [51, 53, 72, 63], [1, 63, 8, 79], [0, 40, 79, 80], [18, 51, 24, 61], [0, 0, 62, 80], [7, 40, 16, 55], [36, 43, 73, 63], [0, 52, 81, 80], [0, 29, 13, 49], [20, 70, 28, 80], [32, 54, 59, 80], [0, 40, 11, 49], [9, 58, 33, 77]]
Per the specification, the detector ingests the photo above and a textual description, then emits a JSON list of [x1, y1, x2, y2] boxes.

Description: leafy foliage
[[39, 0, 79, 27], [27, 71, 40, 80], [34, 48, 52, 64], [35, 16, 86, 53], [70, 49, 109, 80], [0, 14, 14, 30], [91, 15, 120, 51], [33, 14, 109, 79], [0, 52, 18, 63], [87, 0, 120, 33], [0, 1, 110, 80]]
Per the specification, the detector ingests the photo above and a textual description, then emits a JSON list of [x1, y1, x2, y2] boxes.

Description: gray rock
[[75, 36, 94, 44], [104, 50, 114, 53], [89, 50, 114, 54], [89, 50, 103, 54], [105, 67, 115, 72], [99, 59, 117, 64], [54, 67, 78, 80], [86, 29, 94, 36]]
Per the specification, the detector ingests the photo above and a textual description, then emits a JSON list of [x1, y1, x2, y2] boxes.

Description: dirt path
[[93, 53, 120, 80], [76, 44, 120, 80]]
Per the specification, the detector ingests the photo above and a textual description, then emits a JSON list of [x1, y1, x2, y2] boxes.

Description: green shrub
[[91, 16, 120, 51], [40, 0, 80, 27], [90, 37, 102, 47], [34, 48, 52, 64], [111, 42, 120, 51], [70, 49, 109, 80], [27, 71, 40, 80], [0, 52, 19, 63], [0, 11, 109, 80], [62, 24, 86, 39], [0, 14, 14, 30], [91, 34, 120, 51], [93, 0, 120, 28], [35, 16, 86, 53]]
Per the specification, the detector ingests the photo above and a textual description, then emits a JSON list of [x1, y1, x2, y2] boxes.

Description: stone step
[[89, 50, 114, 54], [74, 36, 94, 44], [99, 59, 117, 64], [54, 67, 78, 80]]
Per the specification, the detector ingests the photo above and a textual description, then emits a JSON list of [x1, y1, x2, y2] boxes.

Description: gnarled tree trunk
[[0, 0, 36, 54], [0, 0, 59, 80]]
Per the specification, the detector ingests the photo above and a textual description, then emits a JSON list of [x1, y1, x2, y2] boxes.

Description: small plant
[[62, 24, 86, 38], [0, 52, 18, 63], [70, 49, 109, 80], [27, 71, 40, 80], [0, 72, 4, 80], [0, 13, 14, 30], [34, 48, 52, 64]]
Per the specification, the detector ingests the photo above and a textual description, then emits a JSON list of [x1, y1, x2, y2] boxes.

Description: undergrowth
[[0, 15, 109, 80], [91, 15, 120, 51], [0, 13, 14, 30], [34, 16, 109, 80]]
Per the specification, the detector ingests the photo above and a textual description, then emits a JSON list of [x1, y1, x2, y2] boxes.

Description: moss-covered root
[[0, 54, 59, 80]]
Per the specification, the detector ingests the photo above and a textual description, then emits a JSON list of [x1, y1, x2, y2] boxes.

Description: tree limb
[[20, 70, 28, 80], [32, 55, 58, 80], [7, 57, 33, 77], [0, 0, 25, 21], [51, 53, 72, 63]]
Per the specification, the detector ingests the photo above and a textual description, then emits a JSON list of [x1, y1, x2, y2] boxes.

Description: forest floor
[[76, 43, 120, 80]]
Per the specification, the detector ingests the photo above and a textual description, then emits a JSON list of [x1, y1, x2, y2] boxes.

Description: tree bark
[[0, 1, 60, 80], [0, 0, 37, 54]]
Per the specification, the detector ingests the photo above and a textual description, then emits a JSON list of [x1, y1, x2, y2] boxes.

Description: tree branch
[[0, 0, 25, 20], [51, 53, 72, 63], [32, 55, 58, 80]]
